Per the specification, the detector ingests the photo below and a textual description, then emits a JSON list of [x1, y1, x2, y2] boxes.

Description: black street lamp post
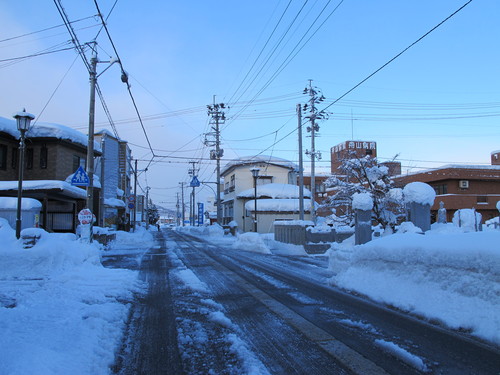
[[250, 167, 260, 232], [13, 109, 35, 239]]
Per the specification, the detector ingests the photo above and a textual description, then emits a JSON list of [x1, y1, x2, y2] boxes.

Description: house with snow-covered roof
[[0, 116, 101, 232], [392, 154, 500, 223], [221, 156, 313, 233]]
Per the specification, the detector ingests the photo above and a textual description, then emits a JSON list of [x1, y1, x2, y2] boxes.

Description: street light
[[13, 109, 35, 239], [250, 167, 260, 232]]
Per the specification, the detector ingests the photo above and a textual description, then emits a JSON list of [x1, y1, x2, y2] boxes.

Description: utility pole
[[188, 161, 199, 226], [86, 44, 97, 215], [133, 159, 138, 231], [85, 42, 117, 225], [176, 192, 180, 226], [179, 182, 185, 226], [297, 104, 304, 220], [205, 97, 226, 225], [145, 186, 150, 229], [303, 80, 327, 224]]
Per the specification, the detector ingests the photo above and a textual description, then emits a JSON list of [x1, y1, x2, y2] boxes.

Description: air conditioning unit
[[459, 180, 469, 189]]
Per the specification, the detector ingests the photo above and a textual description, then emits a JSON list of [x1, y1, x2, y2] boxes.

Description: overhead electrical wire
[[226, 0, 294, 106], [0, 15, 97, 44], [92, 0, 156, 171], [0, 43, 74, 65], [321, 0, 473, 113]]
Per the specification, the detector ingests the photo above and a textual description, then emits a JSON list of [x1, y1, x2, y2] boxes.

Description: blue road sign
[[71, 166, 90, 186], [197, 203, 204, 225], [190, 176, 200, 187]]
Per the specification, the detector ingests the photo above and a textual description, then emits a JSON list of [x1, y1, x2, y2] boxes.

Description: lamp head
[[13, 108, 35, 132], [250, 167, 260, 178]]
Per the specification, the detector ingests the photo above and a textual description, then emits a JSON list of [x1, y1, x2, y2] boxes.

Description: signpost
[[78, 208, 95, 243], [71, 166, 90, 187], [197, 202, 204, 226]]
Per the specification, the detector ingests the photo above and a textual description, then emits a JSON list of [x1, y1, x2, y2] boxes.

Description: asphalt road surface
[[104, 229, 500, 375]]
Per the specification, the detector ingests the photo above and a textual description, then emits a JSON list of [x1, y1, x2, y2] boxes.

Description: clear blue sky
[[1, 0, 499, 208]]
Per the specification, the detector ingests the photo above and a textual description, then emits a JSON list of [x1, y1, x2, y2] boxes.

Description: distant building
[[393, 154, 500, 222], [221, 156, 311, 233], [331, 140, 377, 173]]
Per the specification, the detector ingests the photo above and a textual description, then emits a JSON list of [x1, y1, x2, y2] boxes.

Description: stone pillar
[[403, 182, 435, 233], [437, 201, 447, 224], [407, 202, 431, 232], [355, 209, 372, 245]]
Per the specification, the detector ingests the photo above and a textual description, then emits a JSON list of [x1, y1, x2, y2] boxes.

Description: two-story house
[[221, 155, 312, 233], [0, 116, 101, 232], [393, 153, 500, 222]]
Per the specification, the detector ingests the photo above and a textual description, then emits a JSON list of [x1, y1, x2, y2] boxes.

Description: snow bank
[[352, 192, 373, 211], [330, 230, 500, 344], [452, 209, 482, 232], [232, 232, 272, 254], [403, 182, 436, 205], [113, 225, 154, 248], [176, 224, 225, 238], [0, 223, 144, 375]]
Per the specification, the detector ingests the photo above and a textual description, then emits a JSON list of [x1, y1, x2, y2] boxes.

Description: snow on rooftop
[[237, 183, 311, 199], [403, 182, 436, 206], [0, 116, 101, 152], [393, 163, 500, 178], [221, 155, 298, 175], [245, 198, 312, 212], [0, 197, 42, 210], [104, 198, 126, 208], [0, 180, 87, 199]]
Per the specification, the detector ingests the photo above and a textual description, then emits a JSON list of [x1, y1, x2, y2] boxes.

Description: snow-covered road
[[142, 229, 499, 375]]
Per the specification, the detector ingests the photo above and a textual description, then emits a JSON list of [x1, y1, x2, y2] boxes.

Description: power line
[[0, 15, 97, 44], [0, 44, 74, 63], [93, 0, 155, 157], [321, 0, 473, 113]]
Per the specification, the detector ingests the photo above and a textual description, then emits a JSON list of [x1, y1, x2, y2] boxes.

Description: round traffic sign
[[78, 208, 93, 224]]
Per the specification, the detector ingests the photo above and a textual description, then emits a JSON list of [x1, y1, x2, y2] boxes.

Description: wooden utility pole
[[297, 104, 304, 220], [86, 45, 97, 214]]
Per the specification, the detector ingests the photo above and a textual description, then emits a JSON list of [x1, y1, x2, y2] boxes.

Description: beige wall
[[222, 162, 297, 231]]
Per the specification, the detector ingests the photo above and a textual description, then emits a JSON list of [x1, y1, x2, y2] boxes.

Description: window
[[73, 155, 85, 171], [477, 196, 488, 204], [0, 145, 6, 170], [365, 149, 373, 156], [40, 145, 48, 169], [11, 147, 17, 169], [433, 184, 448, 195], [26, 148, 34, 169], [229, 174, 235, 191]]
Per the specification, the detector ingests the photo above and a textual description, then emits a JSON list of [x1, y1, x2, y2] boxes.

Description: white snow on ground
[[375, 339, 428, 372], [233, 232, 272, 254], [179, 221, 500, 347], [330, 224, 500, 345], [167, 248, 270, 375], [0, 218, 147, 375], [174, 268, 209, 293]]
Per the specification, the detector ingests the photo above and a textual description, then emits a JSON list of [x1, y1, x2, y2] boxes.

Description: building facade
[[0, 117, 101, 232], [393, 161, 500, 222], [221, 156, 300, 232]]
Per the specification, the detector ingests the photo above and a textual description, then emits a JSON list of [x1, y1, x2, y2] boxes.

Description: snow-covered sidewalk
[[330, 225, 500, 346], [0, 220, 153, 375]]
